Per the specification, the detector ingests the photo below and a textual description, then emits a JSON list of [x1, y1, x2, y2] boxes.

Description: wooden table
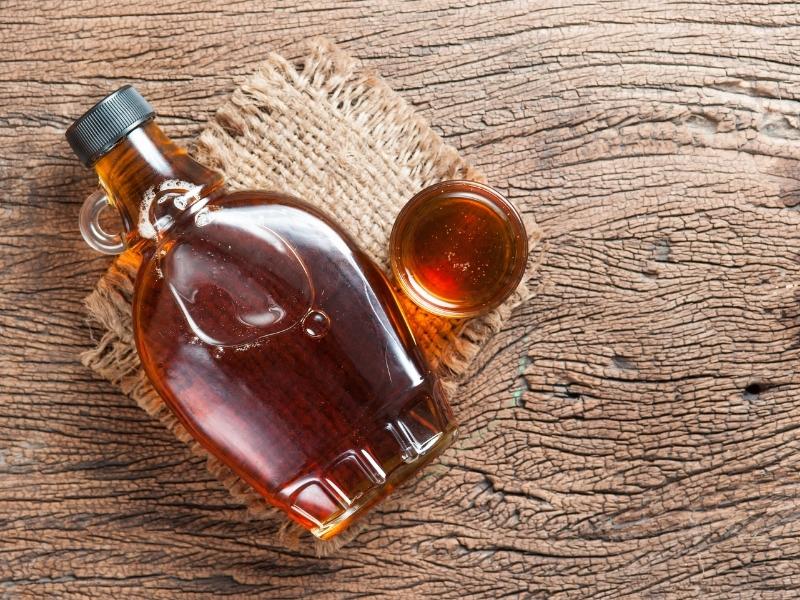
[[2, 2, 799, 598]]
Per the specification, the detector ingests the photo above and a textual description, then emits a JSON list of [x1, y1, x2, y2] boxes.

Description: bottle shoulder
[[208, 189, 335, 223], [134, 189, 377, 299], [132, 188, 391, 327]]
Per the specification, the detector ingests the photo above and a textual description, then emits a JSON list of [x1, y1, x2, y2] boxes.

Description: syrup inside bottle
[[91, 120, 456, 540]]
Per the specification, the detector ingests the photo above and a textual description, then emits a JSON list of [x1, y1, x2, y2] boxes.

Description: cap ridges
[[66, 85, 155, 166]]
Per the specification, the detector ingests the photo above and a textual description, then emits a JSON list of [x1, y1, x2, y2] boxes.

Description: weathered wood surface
[[2, 1, 800, 598]]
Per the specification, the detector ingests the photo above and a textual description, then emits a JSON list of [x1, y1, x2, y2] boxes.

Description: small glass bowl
[[390, 180, 528, 318]]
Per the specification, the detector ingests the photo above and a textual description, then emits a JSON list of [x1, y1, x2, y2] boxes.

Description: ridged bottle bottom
[[276, 385, 457, 539]]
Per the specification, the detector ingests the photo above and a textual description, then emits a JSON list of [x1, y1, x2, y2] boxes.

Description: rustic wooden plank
[[2, 1, 800, 598]]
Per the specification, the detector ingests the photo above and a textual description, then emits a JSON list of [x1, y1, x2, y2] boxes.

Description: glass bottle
[[67, 86, 456, 539]]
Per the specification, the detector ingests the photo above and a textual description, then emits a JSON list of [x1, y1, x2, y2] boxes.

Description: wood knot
[[743, 382, 773, 401]]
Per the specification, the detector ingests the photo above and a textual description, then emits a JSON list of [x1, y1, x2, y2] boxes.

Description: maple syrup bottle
[[67, 86, 456, 539]]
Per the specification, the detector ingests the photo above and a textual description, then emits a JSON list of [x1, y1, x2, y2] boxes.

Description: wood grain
[[2, 1, 800, 598]]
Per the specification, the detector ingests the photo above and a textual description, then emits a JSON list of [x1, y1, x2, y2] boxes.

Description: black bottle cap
[[65, 85, 155, 166]]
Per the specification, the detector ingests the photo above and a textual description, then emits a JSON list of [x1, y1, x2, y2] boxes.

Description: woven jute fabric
[[81, 38, 542, 553]]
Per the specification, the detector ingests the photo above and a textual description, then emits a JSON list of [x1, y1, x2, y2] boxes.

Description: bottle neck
[[94, 120, 224, 248]]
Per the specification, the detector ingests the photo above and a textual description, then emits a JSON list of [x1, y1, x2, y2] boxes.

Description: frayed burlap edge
[[81, 38, 543, 556]]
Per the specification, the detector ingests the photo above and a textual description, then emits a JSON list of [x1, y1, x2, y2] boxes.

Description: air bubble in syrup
[[302, 309, 330, 339], [195, 207, 213, 227]]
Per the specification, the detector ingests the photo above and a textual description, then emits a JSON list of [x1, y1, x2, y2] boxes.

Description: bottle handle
[[79, 189, 125, 255]]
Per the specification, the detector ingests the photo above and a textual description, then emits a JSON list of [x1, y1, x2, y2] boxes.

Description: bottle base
[[275, 385, 457, 540], [310, 424, 457, 540]]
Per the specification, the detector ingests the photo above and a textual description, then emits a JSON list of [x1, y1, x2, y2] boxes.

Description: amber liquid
[[96, 122, 455, 539], [392, 184, 527, 317]]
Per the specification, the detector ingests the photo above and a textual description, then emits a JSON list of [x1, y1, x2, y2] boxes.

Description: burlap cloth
[[81, 38, 542, 553]]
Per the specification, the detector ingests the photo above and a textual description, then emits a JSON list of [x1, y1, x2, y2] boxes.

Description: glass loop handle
[[79, 190, 125, 255]]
